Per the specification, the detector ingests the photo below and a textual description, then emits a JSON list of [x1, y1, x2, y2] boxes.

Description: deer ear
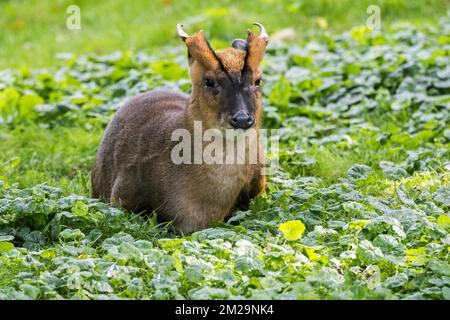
[[245, 22, 269, 71], [177, 24, 220, 70]]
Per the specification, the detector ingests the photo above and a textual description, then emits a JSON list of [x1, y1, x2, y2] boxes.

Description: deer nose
[[229, 111, 255, 130]]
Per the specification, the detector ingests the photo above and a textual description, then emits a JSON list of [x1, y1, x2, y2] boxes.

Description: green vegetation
[[0, 0, 448, 68], [0, 2, 449, 300]]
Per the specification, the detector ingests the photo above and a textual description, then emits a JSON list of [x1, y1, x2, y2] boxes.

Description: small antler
[[177, 24, 190, 41], [245, 22, 269, 71], [253, 22, 268, 40]]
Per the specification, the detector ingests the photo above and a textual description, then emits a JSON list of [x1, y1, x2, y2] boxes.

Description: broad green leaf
[[437, 215, 450, 227], [356, 240, 383, 264], [435, 187, 450, 206], [442, 287, 450, 300], [0, 241, 15, 253], [19, 94, 43, 118], [349, 219, 371, 230], [347, 164, 372, 181], [405, 247, 427, 263], [0, 235, 14, 242]]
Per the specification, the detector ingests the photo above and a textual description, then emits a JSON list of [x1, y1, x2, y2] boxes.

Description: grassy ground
[[0, 125, 98, 195], [1, 0, 448, 68]]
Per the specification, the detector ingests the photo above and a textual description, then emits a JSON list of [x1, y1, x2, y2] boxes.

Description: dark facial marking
[[214, 71, 257, 130]]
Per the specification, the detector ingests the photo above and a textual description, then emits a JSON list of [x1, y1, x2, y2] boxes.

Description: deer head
[[177, 23, 269, 131]]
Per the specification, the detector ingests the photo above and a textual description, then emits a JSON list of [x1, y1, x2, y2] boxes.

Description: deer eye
[[254, 78, 262, 87], [204, 78, 215, 88]]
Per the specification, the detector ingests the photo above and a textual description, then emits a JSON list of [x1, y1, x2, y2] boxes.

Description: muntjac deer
[[92, 23, 269, 232]]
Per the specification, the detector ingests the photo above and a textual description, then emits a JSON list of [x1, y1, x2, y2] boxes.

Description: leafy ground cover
[[0, 14, 449, 299]]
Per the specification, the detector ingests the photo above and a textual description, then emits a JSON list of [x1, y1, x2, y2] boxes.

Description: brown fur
[[216, 48, 246, 73], [246, 31, 269, 71], [92, 27, 267, 233], [184, 31, 221, 70]]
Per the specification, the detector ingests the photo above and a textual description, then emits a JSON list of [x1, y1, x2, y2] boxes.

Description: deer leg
[[234, 174, 266, 212], [110, 174, 143, 212]]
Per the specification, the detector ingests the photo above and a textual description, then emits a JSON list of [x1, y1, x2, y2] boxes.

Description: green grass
[[0, 263, 24, 288], [0, 125, 101, 195], [1, 0, 448, 68]]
